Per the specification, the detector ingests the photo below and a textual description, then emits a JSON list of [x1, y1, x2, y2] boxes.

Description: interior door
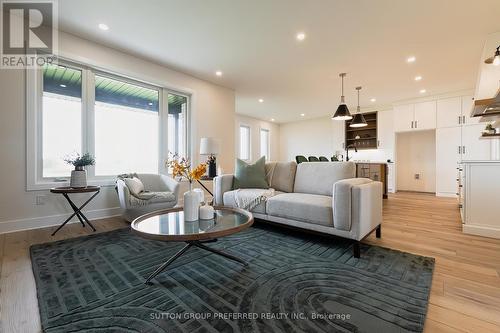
[[462, 124, 491, 161], [393, 104, 414, 132], [437, 97, 461, 128], [436, 127, 461, 196], [414, 101, 437, 130]]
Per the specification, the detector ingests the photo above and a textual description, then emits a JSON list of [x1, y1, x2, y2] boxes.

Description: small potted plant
[[484, 123, 496, 135], [64, 153, 95, 188]]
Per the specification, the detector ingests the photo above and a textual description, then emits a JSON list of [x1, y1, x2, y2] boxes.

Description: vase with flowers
[[166, 153, 207, 221], [64, 153, 95, 188]]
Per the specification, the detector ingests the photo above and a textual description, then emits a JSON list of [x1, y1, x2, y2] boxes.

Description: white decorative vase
[[70, 167, 87, 188], [183, 183, 199, 221]]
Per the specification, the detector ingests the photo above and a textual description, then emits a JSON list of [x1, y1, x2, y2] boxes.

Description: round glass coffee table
[[131, 206, 253, 284]]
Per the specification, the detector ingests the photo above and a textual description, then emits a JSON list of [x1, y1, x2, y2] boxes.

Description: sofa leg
[[376, 225, 381, 238], [353, 242, 360, 258]]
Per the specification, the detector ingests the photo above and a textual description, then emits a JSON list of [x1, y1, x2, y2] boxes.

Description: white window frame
[[26, 58, 191, 190], [259, 128, 270, 161], [238, 124, 251, 161]]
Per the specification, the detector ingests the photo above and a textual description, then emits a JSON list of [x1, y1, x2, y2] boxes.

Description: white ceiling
[[58, 0, 500, 123]]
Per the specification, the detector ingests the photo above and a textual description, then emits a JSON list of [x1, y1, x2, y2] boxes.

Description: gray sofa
[[213, 161, 383, 257]]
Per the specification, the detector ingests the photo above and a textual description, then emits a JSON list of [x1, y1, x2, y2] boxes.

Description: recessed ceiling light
[[407, 56, 416, 63], [270, 118, 275, 122], [420, 89, 426, 94], [296, 32, 306, 41], [300, 113, 305, 117], [415, 75, 422, 81], [98, 23, 109, 31], [258, 98, 264, 103], [215, 70, 222, 77], [370, 98, 376, 102], [59, 84, 66, 88]]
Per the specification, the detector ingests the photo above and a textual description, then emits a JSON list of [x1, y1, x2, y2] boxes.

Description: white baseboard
[[463, 224, 500, 239], [436, 192, 458, 198], [0, 207, 123, 235]]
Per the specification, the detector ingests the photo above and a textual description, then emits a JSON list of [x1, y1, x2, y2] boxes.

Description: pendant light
[[350, 86, 367, 128], [332, 73, 352, 120], [484, 45, 500, 66]]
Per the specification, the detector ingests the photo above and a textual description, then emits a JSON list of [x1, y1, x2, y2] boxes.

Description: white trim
[[435, 192, 457, 198], [0, 207, 122, 235], [463, 224, 500, 239]]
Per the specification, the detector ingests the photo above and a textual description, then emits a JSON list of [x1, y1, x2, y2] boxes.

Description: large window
[[239, 125, 251, 160], [260, 128, 270, 160], [28, 60, 190, 189], [94, 75, 159, 176], [42, 65, 82, 177]]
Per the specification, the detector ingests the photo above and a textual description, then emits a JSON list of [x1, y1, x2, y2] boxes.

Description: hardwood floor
[[1, 192, 499, 332]]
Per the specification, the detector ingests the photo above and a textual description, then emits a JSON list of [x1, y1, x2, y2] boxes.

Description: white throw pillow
[[124, 177, 144, 196]]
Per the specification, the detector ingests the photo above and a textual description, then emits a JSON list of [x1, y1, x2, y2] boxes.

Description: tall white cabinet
[[435, 96, 491, 197]]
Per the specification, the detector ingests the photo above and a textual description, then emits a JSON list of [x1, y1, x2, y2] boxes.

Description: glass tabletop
[[131, 207, 253, 241]]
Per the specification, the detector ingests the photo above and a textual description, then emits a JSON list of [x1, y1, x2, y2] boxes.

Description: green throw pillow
[[233, 156, 269, 189]]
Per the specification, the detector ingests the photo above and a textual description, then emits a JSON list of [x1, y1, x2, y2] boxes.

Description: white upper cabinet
[[413, 101, 437, 130], [394, 101, 436, 132], [437, 97, 462, 128], [462, 124, 491, 161], [377, 109, 394, 150], [461, 95, 480, 125], [393, 104, 414, 132]]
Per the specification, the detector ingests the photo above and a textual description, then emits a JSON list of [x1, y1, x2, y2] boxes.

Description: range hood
[[472, 88, 500, 117]]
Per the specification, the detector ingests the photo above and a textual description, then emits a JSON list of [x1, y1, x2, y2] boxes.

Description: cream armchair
[[116, 173, 180, 222]]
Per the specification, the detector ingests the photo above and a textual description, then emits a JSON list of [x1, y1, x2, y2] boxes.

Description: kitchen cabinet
[[436, 96, 478, 128], [461, 161, 500, 239], [461, 95, 480, 125], [437, 97, 462, 128], [462, 124, 491, 161], [377, 109, 394, 150], [356, 163, 388, 198], [436, 126, 461, 196], [393, 104, 415, 132], [414, 101, 437, 130], [387, 163, 395, 193], [393, 101, 436, 132]]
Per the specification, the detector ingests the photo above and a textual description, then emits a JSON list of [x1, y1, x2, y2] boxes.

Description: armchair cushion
[[123, 177, 144, 196]]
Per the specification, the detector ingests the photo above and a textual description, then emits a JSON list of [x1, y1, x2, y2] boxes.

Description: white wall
[[396, 130, 436, 193], [279, 111, 394, 163], [235, 115, 280, 165], [0, 32, 235, 233]]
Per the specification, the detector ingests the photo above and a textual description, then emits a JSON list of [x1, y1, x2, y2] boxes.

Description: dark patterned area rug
[[30, 223, 434, 333]]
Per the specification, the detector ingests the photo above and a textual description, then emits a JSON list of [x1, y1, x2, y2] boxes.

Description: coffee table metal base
[[145, 240, 248, 284]]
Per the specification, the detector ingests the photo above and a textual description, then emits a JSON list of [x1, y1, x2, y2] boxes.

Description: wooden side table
[[50, 186, 100, 236]]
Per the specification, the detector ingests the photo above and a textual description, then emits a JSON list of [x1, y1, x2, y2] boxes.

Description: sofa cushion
[[223, 189, 283, 214], [266, 193, 333, 226], [234, 157, 269, 189], [265, 161, 297, 193], [293, 162, 356, 196]]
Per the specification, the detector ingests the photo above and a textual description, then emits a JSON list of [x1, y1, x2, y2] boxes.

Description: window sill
[[27, 178, 116, 191]]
